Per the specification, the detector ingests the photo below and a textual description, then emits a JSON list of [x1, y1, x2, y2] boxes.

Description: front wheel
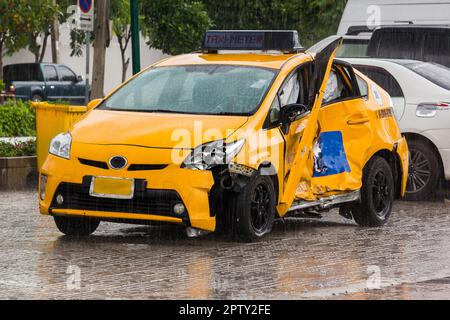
[[54, 216, 100, 236], [352, 156, 394, 227], [224, 174, 276, 242]]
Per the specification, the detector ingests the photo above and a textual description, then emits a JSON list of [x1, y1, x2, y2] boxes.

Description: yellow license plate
[[89, 177, 134, 199]]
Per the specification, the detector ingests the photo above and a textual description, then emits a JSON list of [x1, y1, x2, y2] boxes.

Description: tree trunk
[[51, 0, 60, 64], [0, 41, 3, 81], [91, 0, 109, 99], [39, 33, 50, 63]]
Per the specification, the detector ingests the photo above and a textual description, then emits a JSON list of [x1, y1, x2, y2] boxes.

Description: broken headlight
[[182, 139, 245, 170]]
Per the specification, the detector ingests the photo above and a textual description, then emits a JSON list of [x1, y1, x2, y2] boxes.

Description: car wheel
[[405, 139, 440, 201], [31, 94, 43, 102], [352, 156, 394, 227], [225, 174, 276, 242], [54, 216, 100, 236]]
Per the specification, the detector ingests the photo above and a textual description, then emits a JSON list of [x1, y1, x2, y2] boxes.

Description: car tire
[[405, 139, 441, 201], [54, 216, 100, 236], [31, 94, 43, 102], [352, 156, 394, 227], [224, 174, 276, 242]]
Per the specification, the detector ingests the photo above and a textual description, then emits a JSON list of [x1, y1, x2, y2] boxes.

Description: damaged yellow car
[[39, 31, 408, 242]]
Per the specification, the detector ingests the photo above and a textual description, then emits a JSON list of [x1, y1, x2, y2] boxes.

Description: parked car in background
[[2, 63, 86, 105], [338, 0, 450, 36], [367, 26, 450, 68], [336, 0, 450, 65], [344, 58, 450, 200]]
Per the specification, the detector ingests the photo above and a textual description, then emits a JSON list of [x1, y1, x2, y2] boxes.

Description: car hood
[[71, 109, 249, 149]]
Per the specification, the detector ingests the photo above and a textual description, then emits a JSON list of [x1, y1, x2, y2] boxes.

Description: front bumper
[[39, 150, 216, 232]]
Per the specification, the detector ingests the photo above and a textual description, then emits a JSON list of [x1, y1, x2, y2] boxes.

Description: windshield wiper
[[106, 108, 191, 114]]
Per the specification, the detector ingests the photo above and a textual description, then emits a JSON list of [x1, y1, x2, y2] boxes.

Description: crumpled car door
[[277, 36, 343, 215]]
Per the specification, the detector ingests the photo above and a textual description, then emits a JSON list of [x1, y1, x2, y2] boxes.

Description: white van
[[338, 0, 450, 36]]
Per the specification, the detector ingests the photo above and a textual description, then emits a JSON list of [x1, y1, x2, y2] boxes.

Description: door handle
[[347, 117, 370, 125]]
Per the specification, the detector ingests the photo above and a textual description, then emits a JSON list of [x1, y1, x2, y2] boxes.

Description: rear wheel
[[352, 156, 394, 227], [224, 174, 276, 242], [405, 139, 440, 201], [31, 94, 43, 102], [54, 216, 100, 236]]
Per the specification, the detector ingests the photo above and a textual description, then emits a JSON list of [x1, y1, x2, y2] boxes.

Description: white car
[[344, 58, 450, 200]]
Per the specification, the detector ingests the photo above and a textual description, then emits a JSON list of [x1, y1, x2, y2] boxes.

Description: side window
[[264, 65, 311, 128], [323, 67, 353, 104], [57, 66, 77, 82], [266, 96, 281, 127], [356, 75, 368, 99], [354, 65, 404, 98], [44, 66, 58, 81]]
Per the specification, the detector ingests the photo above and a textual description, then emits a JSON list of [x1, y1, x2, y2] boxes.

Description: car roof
[[154, 52, 310, 70]]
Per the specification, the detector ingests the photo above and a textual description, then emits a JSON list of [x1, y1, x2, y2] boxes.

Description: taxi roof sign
[[201, 30, 303, 53]]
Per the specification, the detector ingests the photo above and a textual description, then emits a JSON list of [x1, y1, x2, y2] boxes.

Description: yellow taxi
[[39, 31, 409, 241]]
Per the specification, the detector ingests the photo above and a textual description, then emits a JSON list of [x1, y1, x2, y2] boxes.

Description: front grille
[[51, 182, 185, 218], [79, 158, 108, 169], [128, 164, 168, 171], [78, 158, 167, 171]]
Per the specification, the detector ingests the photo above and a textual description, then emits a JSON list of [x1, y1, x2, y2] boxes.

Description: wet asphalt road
[[1, 190, 450, 300]]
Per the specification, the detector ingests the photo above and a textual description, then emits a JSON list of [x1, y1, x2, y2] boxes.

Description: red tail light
[[8, 85, 16, 95], [416, 102, 450, 117]]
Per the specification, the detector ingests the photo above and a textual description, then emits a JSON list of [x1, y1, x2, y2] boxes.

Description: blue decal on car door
[[313, 131, 350, 177]]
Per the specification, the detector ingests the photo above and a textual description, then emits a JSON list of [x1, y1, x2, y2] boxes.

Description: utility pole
[[130, 0, 141, 75]]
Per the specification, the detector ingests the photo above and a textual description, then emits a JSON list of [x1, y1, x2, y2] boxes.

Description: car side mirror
[[87, 98, 102, 111], [280, 103, 308, 134], [77, 75, 83, 82], [280, 103, 308, 125]]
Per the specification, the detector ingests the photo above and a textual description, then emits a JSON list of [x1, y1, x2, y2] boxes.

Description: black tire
[[54, 216, 100, 236], [224, 174, 276, 242], [352, 156, 394, 227], [31, 94, 43, 102], [405, 138, 441, 201]]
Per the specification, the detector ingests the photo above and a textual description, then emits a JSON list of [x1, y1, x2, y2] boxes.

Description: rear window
[[395, 61, 450, 91], [3, 64, 42, 83], [336, 39, 369, 58], [368, 28, 450, 68], [354, 65, 404, 98]]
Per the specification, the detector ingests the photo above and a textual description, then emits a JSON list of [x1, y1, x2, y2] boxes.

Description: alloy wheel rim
[[372, 171, 391, 219], [406, 149, 431, 193], [250, 183, 271, 233]]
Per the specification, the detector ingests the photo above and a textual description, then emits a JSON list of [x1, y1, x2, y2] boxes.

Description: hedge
[[0, 140, 36, 157], [0, 100, 36, 137]]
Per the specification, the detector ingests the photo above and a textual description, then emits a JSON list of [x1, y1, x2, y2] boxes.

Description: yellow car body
[[39, 32, 408, 239]]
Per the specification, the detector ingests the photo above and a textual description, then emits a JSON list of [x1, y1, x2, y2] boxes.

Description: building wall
[[4, 23, 168, 94]]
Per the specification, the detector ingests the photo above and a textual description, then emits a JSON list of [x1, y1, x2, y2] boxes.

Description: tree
[[25, 0, 59, 63], [141, 0, 212, 55], [0, 0, 30, 80], [202, 0, 347, 47], [91, 0, 110, 99], [111, 0, 132, 82]]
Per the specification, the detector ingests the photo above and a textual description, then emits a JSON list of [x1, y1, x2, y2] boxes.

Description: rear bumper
[[439, 148, 450, 180], [39, 154, 216, 232]]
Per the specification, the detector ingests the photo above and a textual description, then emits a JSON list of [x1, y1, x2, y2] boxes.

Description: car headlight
[[182, 139, 245, 170], [49, 132, 72, 159]]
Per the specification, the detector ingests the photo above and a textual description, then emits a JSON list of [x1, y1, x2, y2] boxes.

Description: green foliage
[[0, 79, 4, 92], [141, 0, 212, 55], [0, 140, 36, 157], [0, 100, 36, 137], [25, 0, 59, 62], [202, 0, 347, 47]]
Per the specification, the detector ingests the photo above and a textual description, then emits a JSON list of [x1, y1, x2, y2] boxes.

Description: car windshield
[[100, 65, 276, 115], [395, 61, 450, 91]]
